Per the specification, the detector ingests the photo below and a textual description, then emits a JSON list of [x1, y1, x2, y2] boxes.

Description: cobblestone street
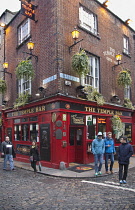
[[0, 163, 135, 210]]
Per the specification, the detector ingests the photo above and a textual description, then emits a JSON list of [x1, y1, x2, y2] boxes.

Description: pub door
[[69, 127, 83, 163], [40, 124, 51, 161]]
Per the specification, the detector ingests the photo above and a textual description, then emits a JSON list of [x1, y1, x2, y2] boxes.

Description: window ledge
[[122, 51, 131, 58], [78, 25, 101, 40], [16, 35, 31, 50]]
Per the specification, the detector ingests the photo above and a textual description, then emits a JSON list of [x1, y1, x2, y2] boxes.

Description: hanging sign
[[21, 0, 36, 21]]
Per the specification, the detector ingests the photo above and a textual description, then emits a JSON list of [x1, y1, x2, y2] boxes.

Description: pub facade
[[0, 0, 135, 168]]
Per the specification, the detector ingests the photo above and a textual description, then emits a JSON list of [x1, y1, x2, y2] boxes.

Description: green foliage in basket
[[111, 115, 123, 134], [0, 78, 7, 94], [84, 86, 105, 106], [117, 69, 132, 87], [72, 50, 89, 77], [15, 60, 35, 80], [123, 98, 134, 110], [13, 92, 31, 109]]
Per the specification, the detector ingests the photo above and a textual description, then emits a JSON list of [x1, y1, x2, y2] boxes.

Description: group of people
[[92, 131, 133, 184], [1, 136, 40, 174]]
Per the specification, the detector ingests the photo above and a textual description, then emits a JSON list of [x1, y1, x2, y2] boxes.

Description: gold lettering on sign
[[85, 107, 95, 112], [71, 114, 84, 124]]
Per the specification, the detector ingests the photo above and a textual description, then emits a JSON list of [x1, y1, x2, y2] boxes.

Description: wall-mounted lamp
[[69, 27, 83, 53], [2, 100, 8, 106], [110, 95, 120, 103], [103, 0, 109, 7], [112, 53, 126, 70], [1, 62, 12, 78], [23, 39, 38, 61], [0, 22, 6, 27], [125, 19, 131, 25], [35, 87, 45, 97]]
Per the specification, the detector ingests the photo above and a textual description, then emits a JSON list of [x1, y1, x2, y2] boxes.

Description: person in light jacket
[[92, 132, 105, 176], [104, 132, 116, 174], [118, 136, 133, 184]]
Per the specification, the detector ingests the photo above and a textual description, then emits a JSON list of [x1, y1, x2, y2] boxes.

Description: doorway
[[69, 127, 83, 163]]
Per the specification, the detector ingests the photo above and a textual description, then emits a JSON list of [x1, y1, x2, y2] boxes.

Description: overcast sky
[[0, 0, 135, 29]]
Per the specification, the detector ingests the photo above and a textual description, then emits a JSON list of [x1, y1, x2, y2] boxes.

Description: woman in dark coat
[[118, 136, 133, 184], [30, 140, 40, 173]]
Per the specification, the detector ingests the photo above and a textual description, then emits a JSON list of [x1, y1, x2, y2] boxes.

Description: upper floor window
[[18, 19, 30, 45], [79, 6, 98, 35], [124, 85, 130, 99], [18, 77, 31, 95], [84, 55, 99, 91], [123, 36, 129, 55]]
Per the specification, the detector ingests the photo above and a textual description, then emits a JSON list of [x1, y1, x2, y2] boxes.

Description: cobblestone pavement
[[0, 163, 135, 210]]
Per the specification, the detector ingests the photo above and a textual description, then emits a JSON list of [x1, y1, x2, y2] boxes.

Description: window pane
[[22, 124, 29, 141], [30, 123, 38, 142], [14, 125, 21, 141]]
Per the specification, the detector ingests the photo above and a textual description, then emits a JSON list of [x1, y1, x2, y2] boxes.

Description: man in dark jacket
[[1, 136, 15, 170], [118, 136, 133, 184]]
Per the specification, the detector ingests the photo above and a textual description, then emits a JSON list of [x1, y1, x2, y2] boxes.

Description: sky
[[0, 0, 135, 30]]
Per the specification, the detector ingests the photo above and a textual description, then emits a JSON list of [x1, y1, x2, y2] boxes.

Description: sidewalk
[[0, 157, 135, 178]]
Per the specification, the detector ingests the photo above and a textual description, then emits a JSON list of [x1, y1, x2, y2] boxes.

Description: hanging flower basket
[[72, 50, 89, 77], [84, 86, 105, 106], [15, 60, 35, 80], [111, 115, 123, 134], [13, 92, 31, 109], [123, 98, 134, 110], [0, 78, 7, 94], [117, 69, 132, 87]]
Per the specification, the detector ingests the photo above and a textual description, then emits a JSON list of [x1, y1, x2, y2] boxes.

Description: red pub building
[[0, 0, 135, 168]]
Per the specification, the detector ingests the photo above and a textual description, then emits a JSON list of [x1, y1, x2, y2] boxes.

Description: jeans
[[94, 154, 103, 173], [119, 164, 129, 180], [105, 153, 114, 172], [3, 154, 14, 170]]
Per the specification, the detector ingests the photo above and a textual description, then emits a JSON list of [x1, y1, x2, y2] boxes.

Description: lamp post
[[23, 39, 38, 61], [69, 27, 83, 53], [112, 53, 126, 70]]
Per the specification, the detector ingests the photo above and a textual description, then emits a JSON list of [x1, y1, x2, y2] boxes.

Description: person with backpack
[[92, 132, 105, 176]]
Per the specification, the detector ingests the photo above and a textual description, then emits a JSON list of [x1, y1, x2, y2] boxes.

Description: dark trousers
[[31, 161, 37, 172], [119, 164, 129, 180]]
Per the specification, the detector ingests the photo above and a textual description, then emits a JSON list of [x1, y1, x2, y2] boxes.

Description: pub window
[[30, 123, 38, 142], [79, 5, 98, 35], [84, 55, 99, 91], [18, 18, 30, 45], [87, 116, 96, 139], [14, 119, 21, 124], [22, 124, 29, 141], [30, 116, 38, 121], [123, 36, 130, 55], [14, 125, 21, 141], [21, 117, 29, 122]]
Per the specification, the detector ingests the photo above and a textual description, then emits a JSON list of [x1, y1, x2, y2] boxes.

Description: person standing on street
[[30, 140, 40, 174], [118, 136, 133, 184], [1, 136, 15, 171], [104, 132, 116, 174], [92, 132, 105, 176]]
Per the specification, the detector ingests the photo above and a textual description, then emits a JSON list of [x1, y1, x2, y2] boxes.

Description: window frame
[[18, 78, 31, 95], [123, 35, 130, 55], [18, 18, 30, 45], [79, 5, 98, 35]]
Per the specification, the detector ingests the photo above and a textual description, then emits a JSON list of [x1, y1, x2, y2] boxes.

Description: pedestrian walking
[[104, 132, 116, 174], [30, 140, 40, 174], [92, 132, 105, 176], [118, 136, 133, 184], [1, 136, 16, 171]]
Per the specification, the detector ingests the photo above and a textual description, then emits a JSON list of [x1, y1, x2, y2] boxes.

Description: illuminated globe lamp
[[27, 39, 35, 53], [115, 53, 122, 65], [71, 27, 80, 43], [3, 62, 9, 69]]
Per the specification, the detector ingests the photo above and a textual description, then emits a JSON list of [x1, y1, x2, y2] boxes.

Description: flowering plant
[[111, 115, 123, 134]]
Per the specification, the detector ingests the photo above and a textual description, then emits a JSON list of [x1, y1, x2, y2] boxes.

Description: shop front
[[1, 95, 134, 169]]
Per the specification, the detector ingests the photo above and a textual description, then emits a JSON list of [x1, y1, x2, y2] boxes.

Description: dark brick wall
[[4, 0, 135, 107]]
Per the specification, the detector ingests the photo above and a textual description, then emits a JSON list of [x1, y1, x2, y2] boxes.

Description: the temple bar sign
[[21, 0, 36, 21]]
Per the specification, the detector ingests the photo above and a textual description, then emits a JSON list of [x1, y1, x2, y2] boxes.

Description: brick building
[[0, 0, 135, 168]]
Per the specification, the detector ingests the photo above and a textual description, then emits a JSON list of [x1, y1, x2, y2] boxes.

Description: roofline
[[96, 0, 135, 33]]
